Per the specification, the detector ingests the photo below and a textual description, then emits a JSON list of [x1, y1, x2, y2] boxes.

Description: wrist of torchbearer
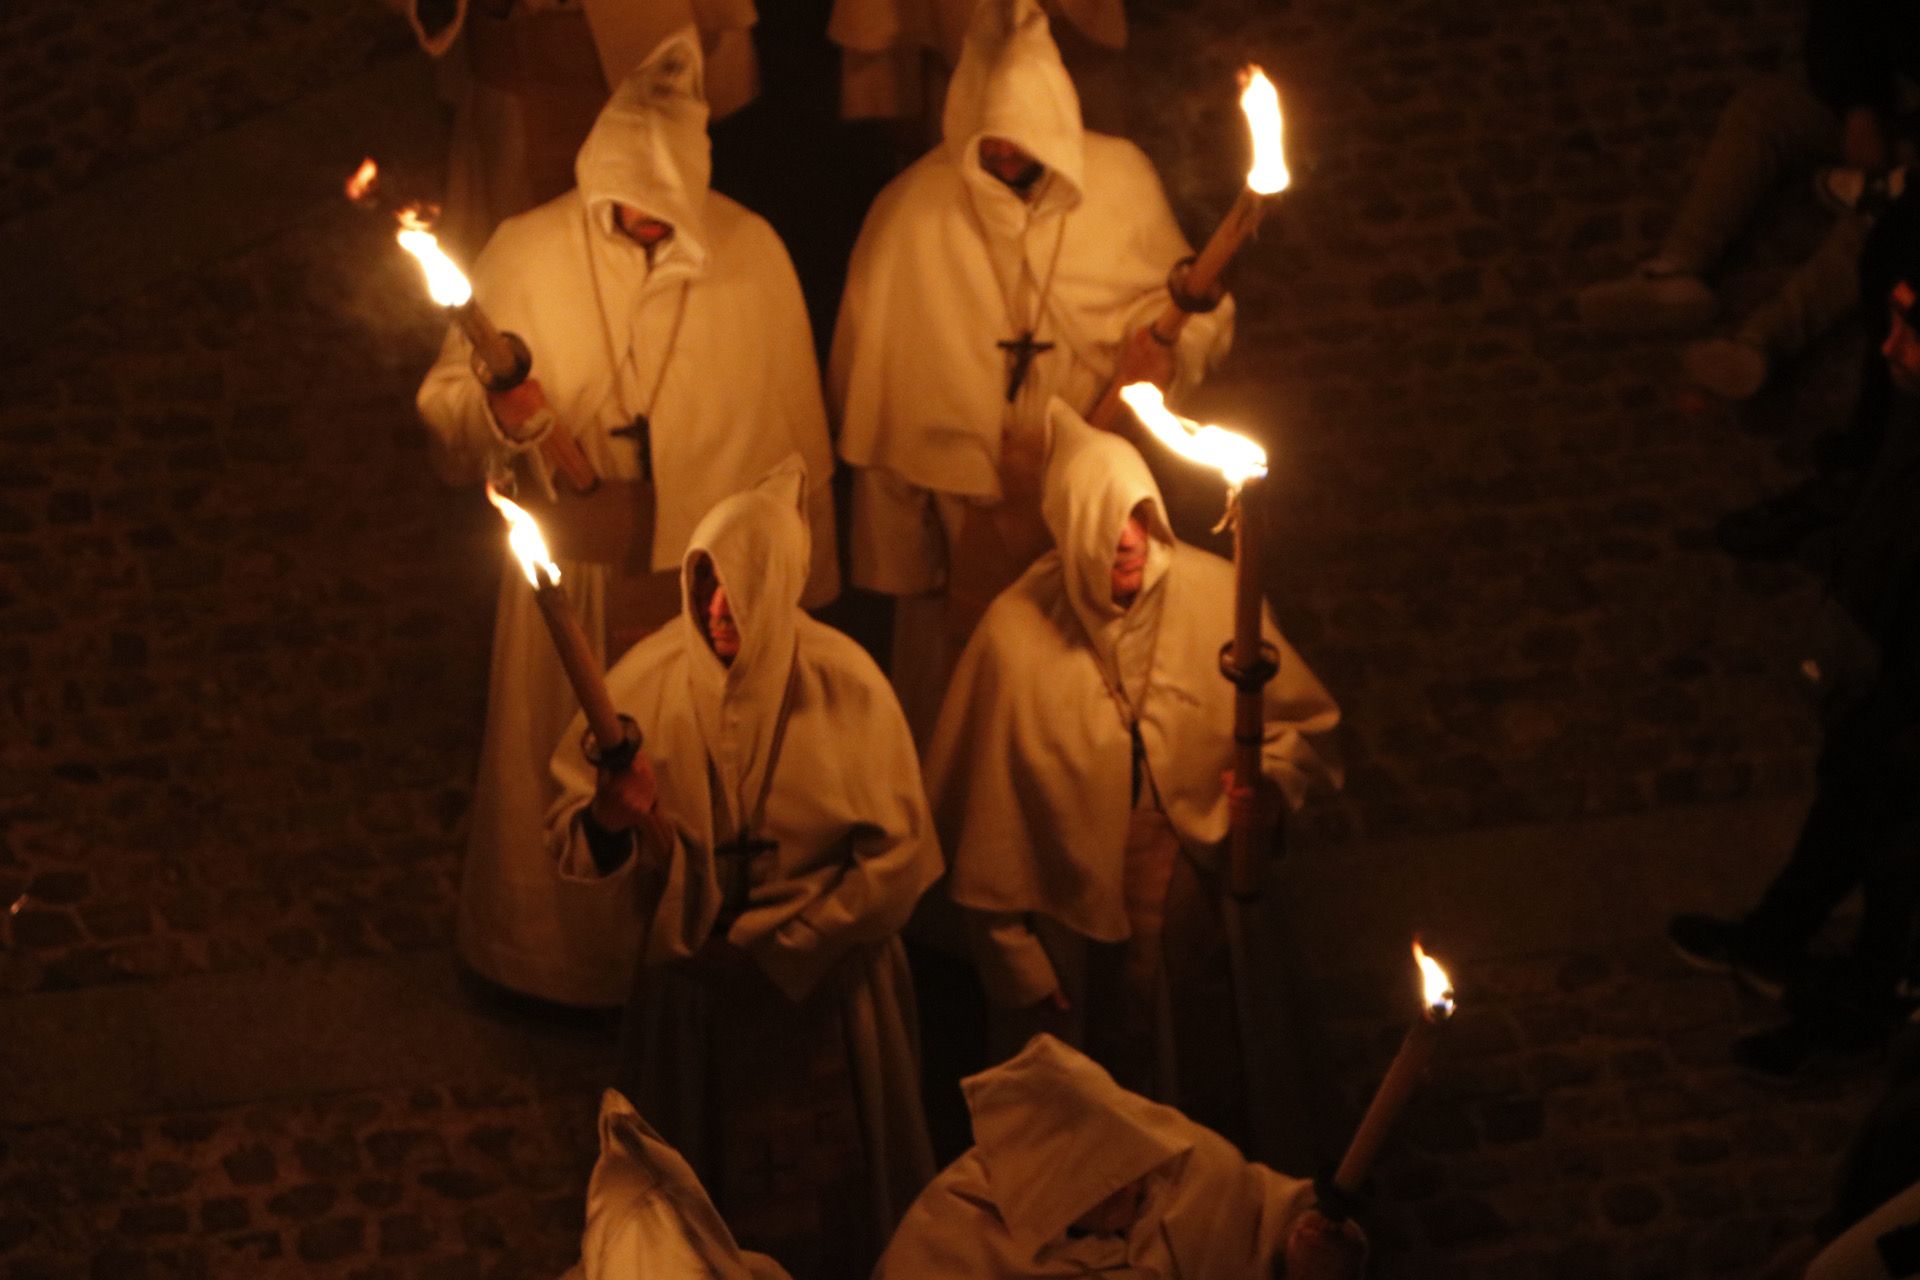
[[1310, 1172, 1367, 1225], [583, 715, 644, 781], [1167, 255, 1226, 316]]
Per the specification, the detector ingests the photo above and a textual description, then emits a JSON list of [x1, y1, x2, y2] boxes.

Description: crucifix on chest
[[712, 830, 778, 922], [998, 329, 1055, 403]]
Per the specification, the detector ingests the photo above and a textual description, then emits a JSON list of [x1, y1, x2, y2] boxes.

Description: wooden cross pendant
[[998, 330, 1055, 403]]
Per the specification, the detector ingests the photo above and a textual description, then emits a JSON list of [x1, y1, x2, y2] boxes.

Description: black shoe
[[1668, 914, 1744, 974], [1714, 476, 1854, 561], [1667, 913, 1802, 998], [1734, 1016, 1881, 1082]]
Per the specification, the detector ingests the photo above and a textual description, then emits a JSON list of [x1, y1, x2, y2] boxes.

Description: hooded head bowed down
[[943, 0, 1085, 225], [576, 26, 712, 268]]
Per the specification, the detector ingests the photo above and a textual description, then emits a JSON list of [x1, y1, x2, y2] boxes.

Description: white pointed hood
[[575, 27, 713, 352], [680, 456, 810, 834], [569, 1089, 791, 1280], [1040, 399, 1173, 710], [962, 1035, 1192, 1256], [942, 0, 1084, 231]]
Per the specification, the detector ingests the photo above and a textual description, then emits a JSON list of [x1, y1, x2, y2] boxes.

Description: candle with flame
[[1089, 66, 1290, 430], [488, 484, 627, 752], [1121, 382, 1273, 898], [1332, 941, 1457, 1195]]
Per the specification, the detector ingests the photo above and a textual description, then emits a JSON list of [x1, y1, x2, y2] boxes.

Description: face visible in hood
[[1111, 502, 1152, 607], [979, 136, 1047, 199], [690, 555, 741, 664], [1042, 401, 1173, 624]]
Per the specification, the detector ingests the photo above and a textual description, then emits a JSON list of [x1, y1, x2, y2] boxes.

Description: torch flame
[[1413, 940, 1455, 1017], [395, 209, 473, 308], [1240, 67, 1289, 196], [1118, 383, 1268, 490], [486, 483, 561, 589], [345, 157, 379, 202]]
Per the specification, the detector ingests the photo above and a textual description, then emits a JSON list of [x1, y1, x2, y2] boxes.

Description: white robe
[[548, 462, 940, 1243], [830, 0, 1230, 735], [417, 33, 838, 1006], [873, 1034, 1316, 1279], [926, 403, 1341, 1007], [559, 1090, 791, 1280], [393, 0, 760, 256]]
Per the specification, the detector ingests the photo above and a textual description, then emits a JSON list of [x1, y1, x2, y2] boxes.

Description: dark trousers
[[1743, 710, 1920, 999]]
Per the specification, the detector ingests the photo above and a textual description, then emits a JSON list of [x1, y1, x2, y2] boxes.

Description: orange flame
[[1119, 383, 1268, 490], [1240, 67, 1288, 196], [486, 483, 561, 589], [395, 211, 473, 308], [345, 157, 379, 202], [1413, 940, 1455, 1017]]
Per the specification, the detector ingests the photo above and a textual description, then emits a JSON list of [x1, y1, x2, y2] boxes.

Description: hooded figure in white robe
[[417, 30, 838, 1008], [873, 1034, 1364, 1280], [828, 0, 1126, 130], [924, 402, 1340, 1136], [548, 460, 939, 1273], [391, 0, 760, 257], [560, 1090, 791, 1280], [830, 0, 1234, 742]]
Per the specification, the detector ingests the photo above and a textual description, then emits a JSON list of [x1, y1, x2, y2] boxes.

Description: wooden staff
[[1225, 480, 1271, 899], [1089, 65, 1287, 430]]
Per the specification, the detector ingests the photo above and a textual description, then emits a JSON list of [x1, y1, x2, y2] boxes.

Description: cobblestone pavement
[[0, 0, 1897, 1274]]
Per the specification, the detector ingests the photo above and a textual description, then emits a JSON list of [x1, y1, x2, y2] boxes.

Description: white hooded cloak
[[832, 0, 1231, 523], [417, 30, 838, 1007], [925, 401, 1342, 1009], [559, 1090, 791, 1280], [873, 1034, 1316, 1279], [548, 460, 940, 1242], [394, 0, 760, 254], [830, 0, 1232, 740]]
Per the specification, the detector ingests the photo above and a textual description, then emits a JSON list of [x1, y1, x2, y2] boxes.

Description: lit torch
[[1329, 941, 1457, 1201], [361, 159, 599, 494], [1089, 66, 1289, 430], [487, 484, 631, 758], [1121, 383, 1272, 899]]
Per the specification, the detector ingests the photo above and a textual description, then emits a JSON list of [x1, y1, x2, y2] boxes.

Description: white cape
[[927, 403, 1341, 965], [416, 32, 837, 1005], [559, 1090, 790, 1280], [548, 461, 941, 1229], [831, 0, 1232, 518], [874, 1034, 1315, 1279]]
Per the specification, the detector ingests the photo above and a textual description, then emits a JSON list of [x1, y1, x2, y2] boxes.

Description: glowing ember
[[1240, 67, 1289, 196], [345, 156, 379, 202], [487, 482, 561, 589], [1413, 940, 1455, 1016], [396, 209, 473, 308], [1118, 383, 1268, 490]]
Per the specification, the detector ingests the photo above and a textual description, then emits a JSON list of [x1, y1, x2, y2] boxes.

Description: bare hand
[[590, 749, 660, 832], [1113, 324, 1178, 393], [1222, 768, 1284, 834], [1844, 106, 1889, 171], [486, 377, 550, 440], [1282, 1211, 1366, 1280]]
